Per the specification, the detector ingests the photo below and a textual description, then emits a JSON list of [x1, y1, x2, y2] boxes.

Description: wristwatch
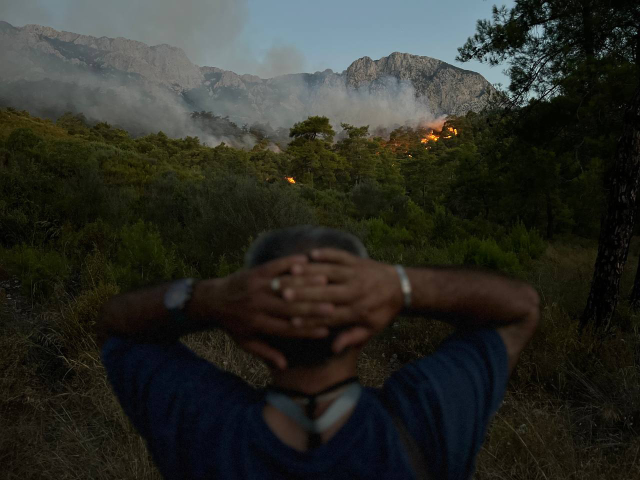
[[164, 278, 196, 324]]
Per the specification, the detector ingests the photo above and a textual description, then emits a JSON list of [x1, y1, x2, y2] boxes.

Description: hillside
[[0, 21, 495, 137], [0, 106, 638, 479]]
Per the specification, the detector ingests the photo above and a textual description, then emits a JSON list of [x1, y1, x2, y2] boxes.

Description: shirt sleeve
[[101, 336, 255, 479], [381, 328, 508, 480]]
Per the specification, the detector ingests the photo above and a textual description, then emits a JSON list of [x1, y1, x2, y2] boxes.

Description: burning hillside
[[420, 126, 458, 144], [381, 123, 460, 154]]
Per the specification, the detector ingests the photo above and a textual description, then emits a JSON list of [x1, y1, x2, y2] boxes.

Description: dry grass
[[1, 242, 639, 479]]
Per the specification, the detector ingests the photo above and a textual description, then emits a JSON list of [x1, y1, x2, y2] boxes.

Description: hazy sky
[[1, 0, 513, 86]]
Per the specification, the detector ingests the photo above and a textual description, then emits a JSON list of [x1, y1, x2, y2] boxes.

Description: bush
[[180, 173, 316, 275], [399, 200, 432, 239], [6, 128, 43, 153], [113, 221, 177, 290], [452, 237, 521, 274], [302, 187, 352, 227], [504, 221, 547, 262], [0, 244, 70, 298], [350, 180, 407, 221], [431, 204, 458, 246], [358, 218, 413, 262]]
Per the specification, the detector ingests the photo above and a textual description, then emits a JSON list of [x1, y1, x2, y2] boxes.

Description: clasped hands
[[201, 249, 405, 369]]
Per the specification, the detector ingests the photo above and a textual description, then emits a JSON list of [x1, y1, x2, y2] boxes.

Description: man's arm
[[97, 282, 200, 348], [405, 266, 540, 374], [97, 254, 334, 369], [287, 249, 540, 374], [289, 250, 538, 479]]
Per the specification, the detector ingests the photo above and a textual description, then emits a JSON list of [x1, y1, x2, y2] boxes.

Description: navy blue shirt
[[102, 328, 507, 479]]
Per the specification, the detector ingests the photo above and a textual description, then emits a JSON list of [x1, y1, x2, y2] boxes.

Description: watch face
[[166, 288, 186, 309], [165, 280, 191, 310]]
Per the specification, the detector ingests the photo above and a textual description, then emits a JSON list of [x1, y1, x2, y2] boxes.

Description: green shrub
[[113, 220, 177, 290], [460, 216, 506, 239], [504, 221, 547, 262], [302, 187, 352, 227], [0, 244, 70, 298], [431, 204, 457, 246], [358, 218, 413, 262], [6, 128, 43, 153], [409, 244, 453, 267], [179, 173, 316, 275], [400, 200, 433, 239], [451, 237, 521, 274], [79, 250, 117, 291]]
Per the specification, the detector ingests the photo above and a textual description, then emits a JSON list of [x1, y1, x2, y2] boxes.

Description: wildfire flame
[[420, 126, 458, 145], [420, 133, 439, 144], [285, 176, 296, 184]]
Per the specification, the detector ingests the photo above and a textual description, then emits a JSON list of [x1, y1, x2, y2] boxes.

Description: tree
[[459, 0, 640, 330], [287, 117, 348, 189], [336, 123, 377, 185], [402, 148, 436, 209], [617, 90, 640, 314], [458, 1, 639, 108], [289, 116, 335, 143]]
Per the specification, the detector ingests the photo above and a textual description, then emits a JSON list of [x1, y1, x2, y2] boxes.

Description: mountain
[[0, 21, 495, 141]]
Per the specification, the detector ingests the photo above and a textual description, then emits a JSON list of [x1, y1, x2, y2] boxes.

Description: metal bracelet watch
[[164, 278, 197, 325], [394, 265, 412, 309]]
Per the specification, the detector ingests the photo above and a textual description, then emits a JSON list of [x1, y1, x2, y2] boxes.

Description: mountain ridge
[[0, 21, 495, 138]]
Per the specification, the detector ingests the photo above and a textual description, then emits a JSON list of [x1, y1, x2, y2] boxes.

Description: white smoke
[[0, 0, 304, 76], [303, 77, 441, 130], [0, 48, 254, 147], [0, 1, 445, 145]]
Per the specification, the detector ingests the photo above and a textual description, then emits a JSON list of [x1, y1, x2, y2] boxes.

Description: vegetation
[[0, 103, 638, 478], [1, 2, 639, 476], [458, 0, 640, 329]]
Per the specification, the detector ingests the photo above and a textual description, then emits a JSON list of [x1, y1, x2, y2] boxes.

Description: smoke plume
[[0, 0, 305, 76], [0, 2, 447, 145]]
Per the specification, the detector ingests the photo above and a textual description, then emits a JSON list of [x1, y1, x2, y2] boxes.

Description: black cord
[[266, 376, 360, 450]]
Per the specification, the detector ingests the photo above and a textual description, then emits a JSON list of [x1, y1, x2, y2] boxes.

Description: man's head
[[245, 226, 368, 368]]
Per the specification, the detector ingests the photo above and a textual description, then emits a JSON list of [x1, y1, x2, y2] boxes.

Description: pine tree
[[459, 0, 640, 330]]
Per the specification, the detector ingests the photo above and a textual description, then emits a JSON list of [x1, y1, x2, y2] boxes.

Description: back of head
[[245, 226, 368, 368]]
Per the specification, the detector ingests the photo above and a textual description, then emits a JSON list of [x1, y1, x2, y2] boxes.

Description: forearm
[[97, 280, 218, 348], [405, 267, 539, 329]]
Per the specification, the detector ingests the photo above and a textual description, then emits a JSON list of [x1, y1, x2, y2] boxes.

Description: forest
[[1, 0, 640, 478]]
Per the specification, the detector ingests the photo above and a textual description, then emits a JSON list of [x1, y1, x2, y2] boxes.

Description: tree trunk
[[546, 191, 554, 240], [630, 257, 640, 311], [581, 86, 640, 330]]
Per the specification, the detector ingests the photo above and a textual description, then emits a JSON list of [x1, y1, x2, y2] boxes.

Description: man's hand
[[285, 249, 540, 375], [283, 249, 404, 353], [193, 254, 337, 369]]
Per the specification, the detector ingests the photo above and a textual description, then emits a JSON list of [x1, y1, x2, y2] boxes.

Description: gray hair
[[245, 225, 368, 268]]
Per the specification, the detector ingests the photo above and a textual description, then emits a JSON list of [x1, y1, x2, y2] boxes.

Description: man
[[100, 226, 539, 479]]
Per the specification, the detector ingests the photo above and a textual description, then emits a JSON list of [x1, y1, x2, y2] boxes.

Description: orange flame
[[285, 176, 296, 184], [420, 127, 458, 145], [420, 133, 439, 144]]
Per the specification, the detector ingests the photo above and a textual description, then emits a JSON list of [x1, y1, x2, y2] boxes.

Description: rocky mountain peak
[[5, 23, 204, 90], [345, 52, 494, 115], [0, 21, 495, 134]]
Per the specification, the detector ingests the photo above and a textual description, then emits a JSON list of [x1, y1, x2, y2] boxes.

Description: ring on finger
[[270, 277, 281, 293]]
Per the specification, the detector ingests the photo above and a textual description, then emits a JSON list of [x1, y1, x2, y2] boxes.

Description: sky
[[0, 0, 513, 87]]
